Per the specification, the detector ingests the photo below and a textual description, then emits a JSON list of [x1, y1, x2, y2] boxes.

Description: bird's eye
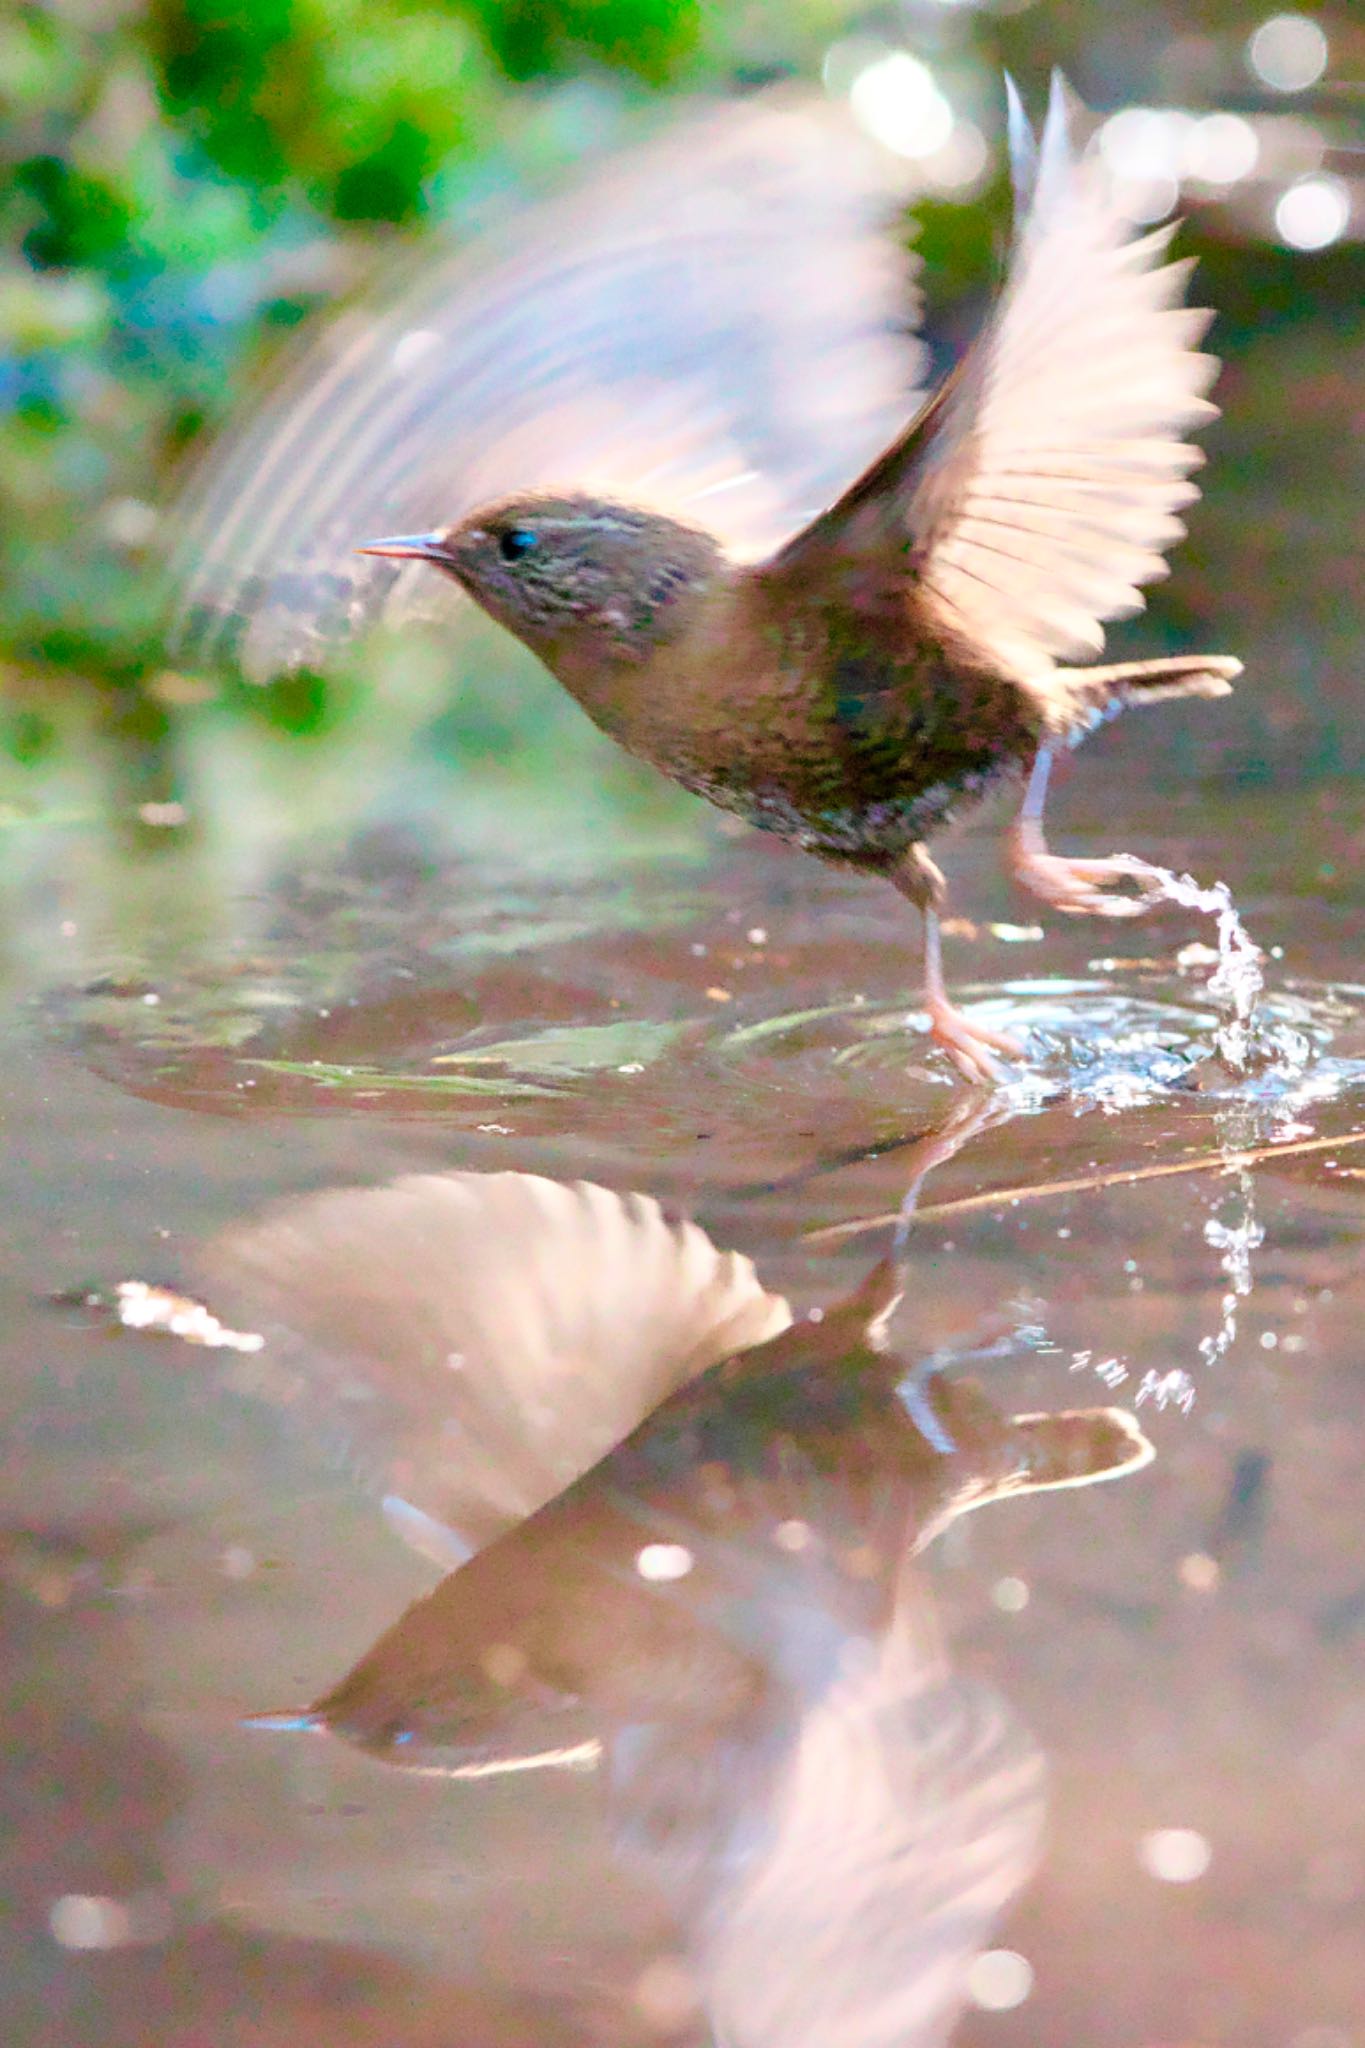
[[498, 528, 538, 563]]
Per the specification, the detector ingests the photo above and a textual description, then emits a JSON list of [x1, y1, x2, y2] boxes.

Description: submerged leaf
[[432, 1017, 688, 1075], [242, 1057, 561, 1097]]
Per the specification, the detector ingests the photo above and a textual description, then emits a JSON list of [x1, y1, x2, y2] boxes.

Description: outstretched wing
[[193, 1167, 791, 1560], [167, 95, 924, 681], [765, 75, 1219, 696]]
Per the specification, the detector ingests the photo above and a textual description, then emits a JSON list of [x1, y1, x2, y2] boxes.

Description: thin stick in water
[[803, 1127, 1365, 1246]]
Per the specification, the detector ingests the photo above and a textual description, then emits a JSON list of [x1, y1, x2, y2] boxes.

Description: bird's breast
[[550, 592, 1040, 863]]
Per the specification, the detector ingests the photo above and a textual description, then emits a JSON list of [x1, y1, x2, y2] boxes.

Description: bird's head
[[359, 493, 725, 679]]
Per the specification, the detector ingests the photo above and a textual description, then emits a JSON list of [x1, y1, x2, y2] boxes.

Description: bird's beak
[[355, 530, 449, 562]]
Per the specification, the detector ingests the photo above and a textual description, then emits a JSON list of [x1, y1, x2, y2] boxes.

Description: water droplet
[[1179, 1552, 1221, 1593], [635, 1543, 694, 1582], [480, 1642, 528, 1688], [1136, 1369, 1197, 1414], [848, 50, 955, 161], [1140, 1826, 1213, 1882], [633, 1955, 701, 2029], [48, 1891, 169, 1950], [968, 1949, 1034, 2010], [390, 328, 441, 373]]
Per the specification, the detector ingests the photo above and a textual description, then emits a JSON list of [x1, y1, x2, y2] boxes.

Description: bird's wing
[[764, 75, 1219, 700], [166, 95, 924, 680], [192, 1167, 791, 1561], [706, 1609, 1046, 2048]]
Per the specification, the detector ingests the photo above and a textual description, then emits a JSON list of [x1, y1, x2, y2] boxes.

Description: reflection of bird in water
[[193, 1168, 792, 1562], [299, 1256, 1148, 2047], [170, 83, 1238, 1084], [154, 1121, 1152, 2047], [303, 1257, 1150, 1778]]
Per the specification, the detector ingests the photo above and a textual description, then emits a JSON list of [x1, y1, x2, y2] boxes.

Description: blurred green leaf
[[432, 1018, 689, 1073], [245, 1057, 562, 1097]]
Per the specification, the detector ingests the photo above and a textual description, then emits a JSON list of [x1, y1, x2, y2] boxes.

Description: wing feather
[[766, 76, 1220, 695], [167, 97, 925, 681], [911, 77, 1219, 679]]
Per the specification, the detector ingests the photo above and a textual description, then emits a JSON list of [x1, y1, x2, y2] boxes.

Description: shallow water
[[2, 637, 1363, 2048]]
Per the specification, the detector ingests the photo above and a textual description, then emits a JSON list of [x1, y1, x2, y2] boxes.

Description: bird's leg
[[892, 1090, 1009, 1257], [1009, 746, 1168, 918], [894, 844, 1023, 1087], [891, 1093, 1010, 1446]]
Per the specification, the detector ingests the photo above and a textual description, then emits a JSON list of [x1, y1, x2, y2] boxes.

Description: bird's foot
[[927, 995, 1024, 1088], [1011, 844, 1167, 919]]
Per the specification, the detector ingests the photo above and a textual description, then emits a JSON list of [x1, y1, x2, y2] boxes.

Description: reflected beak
[[356, 530, 449, 562]]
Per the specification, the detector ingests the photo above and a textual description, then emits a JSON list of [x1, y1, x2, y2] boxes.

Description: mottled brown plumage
[[167, 82, 1242, 1081], [373, 492, 1045, 869], [361, 80, 1241, 1081]]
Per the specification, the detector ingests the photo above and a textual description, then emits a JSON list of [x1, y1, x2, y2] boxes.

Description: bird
[[168, 83, 1240, 1086], [353, 77, 1241, 1084], [114, 1125, 1151, 2040], [270, 1251, 1147, 2047]]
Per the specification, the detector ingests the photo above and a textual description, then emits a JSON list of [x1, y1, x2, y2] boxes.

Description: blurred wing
[[705, 1592, 1046, 2048], [167, 95, 924, 680], [193, 1169, 791, 1560], [769, 75, 1218, 696]]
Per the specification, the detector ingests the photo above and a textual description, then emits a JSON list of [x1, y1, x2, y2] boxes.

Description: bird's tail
[[1054, 653, 1241, 734]]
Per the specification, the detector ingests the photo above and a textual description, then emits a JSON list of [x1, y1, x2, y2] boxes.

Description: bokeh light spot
[[1248, 15, 1329, 94], [992, 1574, 1030, 1613], [849, 52, 955, 161], [1140, 1826, 1213, 1882], [968, 1949, 1035, 2010], [1185, 112, 1260, 186], [1275, 176, 1350, 250], [636, 1541, 694, 1581]]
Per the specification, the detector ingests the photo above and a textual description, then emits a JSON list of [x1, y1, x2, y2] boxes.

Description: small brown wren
[[359, 78, 1239, 1082], [169, 82, 1239, 1085]]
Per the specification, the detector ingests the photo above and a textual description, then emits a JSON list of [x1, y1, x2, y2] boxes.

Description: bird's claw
[[1012, 848, 1167, 919], [927, 997, 1024, 1088]]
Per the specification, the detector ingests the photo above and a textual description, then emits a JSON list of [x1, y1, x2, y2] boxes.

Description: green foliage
[[0, 0, 704, 686], [471, 0, 701, 85], [149, 0, 493, 218]]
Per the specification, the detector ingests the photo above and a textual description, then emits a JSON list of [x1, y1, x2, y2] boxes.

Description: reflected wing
[[768, 75, 1218, 694], [193, 1169, 791, 1559], [168, 95, 924, 680], [705, 1593, 1046, 2048]]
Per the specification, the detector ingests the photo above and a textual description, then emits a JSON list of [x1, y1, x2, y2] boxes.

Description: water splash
[[1134, 1368, 1197, 1415], [1067, 1348, 1129, 1390], [1197, 1168, 1264, 1369], [1105, 857, 1265, 1070]]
